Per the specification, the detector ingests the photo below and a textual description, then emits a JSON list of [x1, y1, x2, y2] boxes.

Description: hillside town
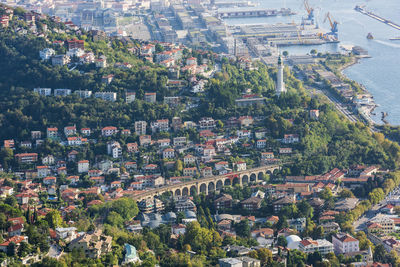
[[2, 2, 400, 267]]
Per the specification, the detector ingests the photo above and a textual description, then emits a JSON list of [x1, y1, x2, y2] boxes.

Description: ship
[[367, 33, 374, 39]]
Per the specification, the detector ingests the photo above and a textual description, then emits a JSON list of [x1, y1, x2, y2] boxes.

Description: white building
[[39, 48, 55, 60], [299, 238, 334, 255], [78, 160, 89, 173], [135, 121, 147, 136], [94, 92, 117, 102], [126, 92, 136, 103], [107, 141, 122, 159], [332, 233, 359, 254], [75, 90, 92, 98], [163, 148, 175, 159], [34, 88, 52, 96], [54, 88, 72, 97], [219, 258, 242, 267]]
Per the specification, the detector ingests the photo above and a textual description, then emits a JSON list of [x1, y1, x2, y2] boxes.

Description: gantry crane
[[304, 0, 314, 21], [324, 12, 338, 34]]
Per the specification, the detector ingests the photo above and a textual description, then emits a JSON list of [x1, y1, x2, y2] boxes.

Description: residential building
[[163, 148, 175, 159], [215, 194, 233, 210], [78, 160, 89, 173], [68, 229, 112, 259], [279, 147, 293, 154], [282, 134, 300, 144], [75, 90, 92, 98], [164, 96, 180, 107], [94, 92, 117, 102], [183, 167, 197, 177], [184, 154, 196, 165], [367, 215, 395, 235], [173, 136, 187, 147], [102, 126, 118, 137], [0, 236, 28, 253], [235, 161, 246, 171], [138, 198, 164, 213], [202, 167, 213, 177], [43, 176, 57, 185], [67, 39, 85, 50], [135, 121, 147, 135], [64, 126, 77, 136], [107, 141, 122, 158], [139, 135, 152, 146], [157, 139, 170, 148], [199, 117, 216, 130], [81, 128, 91, 136], [273, 196, 295, 213], [37, 166, 50, 178], [126, 92, 136, 103], [34, 88, 52, 96], [31, 131, 41, 140], [15, 153, 38, 163], [175, 197, 197, 212], [256, 139, 266, 149], [332, 233, 359, 254], [219, 258, 242, 267], [241, 197, 262, 211], [151, 119, 169, 133], [127, 143, 139, 153], [288, 218, 307, 232], [238, 116, 254, 127], [52, 55, 70, 66], [54, 88, 72, 97], [39, 48, 55, 60], [144, 92, 156, 103], [47, 127, 58, 139], [299, 238, 334, 255]]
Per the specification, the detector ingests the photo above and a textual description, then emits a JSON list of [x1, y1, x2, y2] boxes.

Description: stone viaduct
[[132, 165, 280, 201]]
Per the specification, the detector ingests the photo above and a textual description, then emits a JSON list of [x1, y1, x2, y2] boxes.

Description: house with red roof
[[332, 233, 359, 254], [0, 236, 28, 253], [43, 176, 57, 185], [101, 126, 118, 137]]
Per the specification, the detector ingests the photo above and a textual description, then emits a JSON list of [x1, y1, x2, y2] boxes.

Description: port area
[[293, 53, 379, 127], [213, 0, 259, 8], [217, 7, 295, 18], [355, 5, 400, 31], [229, 22, 338, 49]]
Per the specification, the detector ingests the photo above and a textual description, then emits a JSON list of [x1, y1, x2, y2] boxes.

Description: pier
[[355, 5, 400, 31], [217, 8, 294, 19]]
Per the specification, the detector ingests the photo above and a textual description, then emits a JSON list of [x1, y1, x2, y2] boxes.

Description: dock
[[217, 8, 294, 19], [355, 5, 400, 31]]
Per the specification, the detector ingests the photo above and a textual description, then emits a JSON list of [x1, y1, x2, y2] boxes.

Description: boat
[[390, 37, 400, 41], [367, 33, 374, 39]]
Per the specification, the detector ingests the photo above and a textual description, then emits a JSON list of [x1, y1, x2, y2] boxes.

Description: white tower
[[276, 55, 286, 96]]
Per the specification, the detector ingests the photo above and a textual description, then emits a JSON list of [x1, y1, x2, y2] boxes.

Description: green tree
[[234, 219, 251, 238], [45, 210, 63, 229]]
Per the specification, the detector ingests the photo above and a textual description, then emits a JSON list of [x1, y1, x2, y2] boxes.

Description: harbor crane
[[304, 0, 314, 21], [324, 12, 338, 34]]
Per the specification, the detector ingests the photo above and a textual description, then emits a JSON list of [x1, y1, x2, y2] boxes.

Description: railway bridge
[[132, 165, 280, 201]]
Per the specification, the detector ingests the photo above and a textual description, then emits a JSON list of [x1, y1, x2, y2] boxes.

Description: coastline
[[338, 55, 383, 126]]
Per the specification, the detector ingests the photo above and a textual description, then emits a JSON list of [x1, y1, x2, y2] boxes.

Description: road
[[47, 244, 62, 259], [353, 202, 384, 231], [354, 185, 400, 231], [306, 85, 359, 123]]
